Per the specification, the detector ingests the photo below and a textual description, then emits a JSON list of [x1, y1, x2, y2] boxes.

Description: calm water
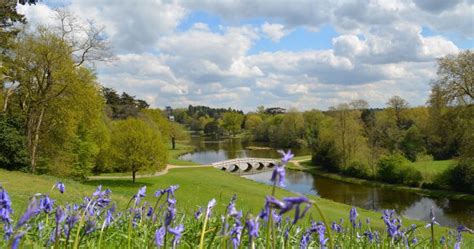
[[178, 135, 310, 164], [180, 136, 474, 228]]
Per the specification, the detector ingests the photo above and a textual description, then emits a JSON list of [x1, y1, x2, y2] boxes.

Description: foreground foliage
[[1, 151, 472, 249]]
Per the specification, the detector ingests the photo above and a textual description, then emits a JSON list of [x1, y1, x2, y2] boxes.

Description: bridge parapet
[[212, 157, 280, 175]]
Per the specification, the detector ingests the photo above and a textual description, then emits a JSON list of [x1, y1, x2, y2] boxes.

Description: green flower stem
[[199, 210, 210, 249], [311, 200, 334, 249]]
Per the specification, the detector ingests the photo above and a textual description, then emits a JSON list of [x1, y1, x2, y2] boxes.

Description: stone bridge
[[212, 158, 279, 175]]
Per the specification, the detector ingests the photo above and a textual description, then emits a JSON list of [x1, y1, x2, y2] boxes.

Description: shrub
[[377, 154, 422, 186], [342, 161, 371, 179], [311, 140, 341, 172], [448, 159, 474, 194]]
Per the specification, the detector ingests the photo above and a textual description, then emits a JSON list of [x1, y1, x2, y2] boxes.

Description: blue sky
[[19, 0, 473, 111]]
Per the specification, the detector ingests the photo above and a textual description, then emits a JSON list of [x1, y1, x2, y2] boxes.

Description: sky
[[18, 0, 474, 112]]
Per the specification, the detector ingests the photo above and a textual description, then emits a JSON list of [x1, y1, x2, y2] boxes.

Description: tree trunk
[[2, 86, 14, 113], [171, 136, 176, 150], [30, 107, 45, 173], [132, 171, 136, 183]]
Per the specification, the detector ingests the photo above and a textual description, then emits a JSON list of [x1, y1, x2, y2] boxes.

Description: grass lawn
[[408, 159, 456, 182], [167, 141, 201, 166], [292, 155, 311, 161], [1, 167, 471, 242]]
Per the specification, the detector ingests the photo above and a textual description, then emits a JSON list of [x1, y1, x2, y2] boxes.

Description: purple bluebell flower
[[271, 165, 286, 187], [266, 196, 286, 210], [105, 205, 115, 226], [39, 195, 54, 214], [364, 231, 374, 242], [382, 209, 402, 239], [411, 237, 418, 244], [350, 207, 358, 228], [227, 194, 238, 216], [55, 181, 65, 194], [194, 207, 203, 220], [3, 223, 13, 239], [425, 207, 439, 228], [206, 198, 216, 218], [331, 221, 343, 233], [11, 231, 26, 249], [0, 187, 13, 223], [165, 204, 176, 226], [168, 224, 184, 248], [155, 226, 166, 248], [64, 215, 79, 241], [315, 223, 328, 248], [147, 206, 154, 218], [229, 222, 244, 249], [272, 209, 282, 225], [155, 189, 166, 197], [17, 197, 40, 228], [134, 186, 147, 206], [278, 149, 294, 164], [166, 185, 179, 198], [246, 217, 259, 239], [55, 206, 66, 223], [300, 231, 311, 249], [85, 219, 96, 235], [439, 236, 446, 244], [93, 185, 103, 197]]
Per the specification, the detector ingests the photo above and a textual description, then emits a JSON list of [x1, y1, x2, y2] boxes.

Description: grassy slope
[[409, 159, 455, 182], [1, 168, 471, 242]]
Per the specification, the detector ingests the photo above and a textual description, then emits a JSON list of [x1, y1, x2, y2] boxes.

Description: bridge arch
[[212, 158, 279, 175]]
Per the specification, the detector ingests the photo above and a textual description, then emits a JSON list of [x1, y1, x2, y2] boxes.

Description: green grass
[[167, 141, 202, 166], [408, 159, 456, 182], [292, 155, 311, 161], [1, 167, 472, 243]]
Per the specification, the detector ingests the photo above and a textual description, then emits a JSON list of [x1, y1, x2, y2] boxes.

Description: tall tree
[[435, 50, 473, 105], [222, 112, 244, 136]]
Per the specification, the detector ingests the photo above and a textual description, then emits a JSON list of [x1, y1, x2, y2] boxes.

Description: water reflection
[[244, 170, 474, 228], [179, 135, 310, 164]]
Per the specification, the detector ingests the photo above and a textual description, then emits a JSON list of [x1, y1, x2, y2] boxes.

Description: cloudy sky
[[18, 0, 473, 112]]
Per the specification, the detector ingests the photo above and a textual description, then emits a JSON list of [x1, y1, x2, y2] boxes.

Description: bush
[[377, 154, 422, 186], [448, 159, 474, 193], [0, 115, 29, 171], [311, 140, 341, 172], [342, 161, 371, 179]]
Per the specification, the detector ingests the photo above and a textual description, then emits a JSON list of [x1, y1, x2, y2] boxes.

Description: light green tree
[[222, 112, 244, 136], [110, 118, 168, 182]]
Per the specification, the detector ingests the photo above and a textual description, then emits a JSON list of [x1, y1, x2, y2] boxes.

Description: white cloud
[[261, 22, 288, 42], [18, 0, 471, 111]]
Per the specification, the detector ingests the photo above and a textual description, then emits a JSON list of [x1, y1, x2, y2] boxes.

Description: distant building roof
[[264, 107, 286, 115]]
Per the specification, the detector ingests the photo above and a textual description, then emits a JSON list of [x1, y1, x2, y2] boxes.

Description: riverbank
[[167, 141, 201, 166], [298, 160, 474, 201]]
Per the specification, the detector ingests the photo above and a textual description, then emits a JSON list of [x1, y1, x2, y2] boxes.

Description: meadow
[[1, 155, 472, 248]]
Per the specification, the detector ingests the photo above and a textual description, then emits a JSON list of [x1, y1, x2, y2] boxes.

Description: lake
[[179, 135, 474, 228]]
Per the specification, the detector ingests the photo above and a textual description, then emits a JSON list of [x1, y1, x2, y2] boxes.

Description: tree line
[[0, 6, 188, 182]]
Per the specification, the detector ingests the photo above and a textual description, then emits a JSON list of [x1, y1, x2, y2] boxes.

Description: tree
[[435, 50, 473, 105], [400, 125, 425, 162], [329, 104, 366, 168], [109, 118, 167, 183], [12, 28, 77, 173], [386, 96, 410, 129], [204, 120, 221, 136], [222, 112, 244, 136]]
